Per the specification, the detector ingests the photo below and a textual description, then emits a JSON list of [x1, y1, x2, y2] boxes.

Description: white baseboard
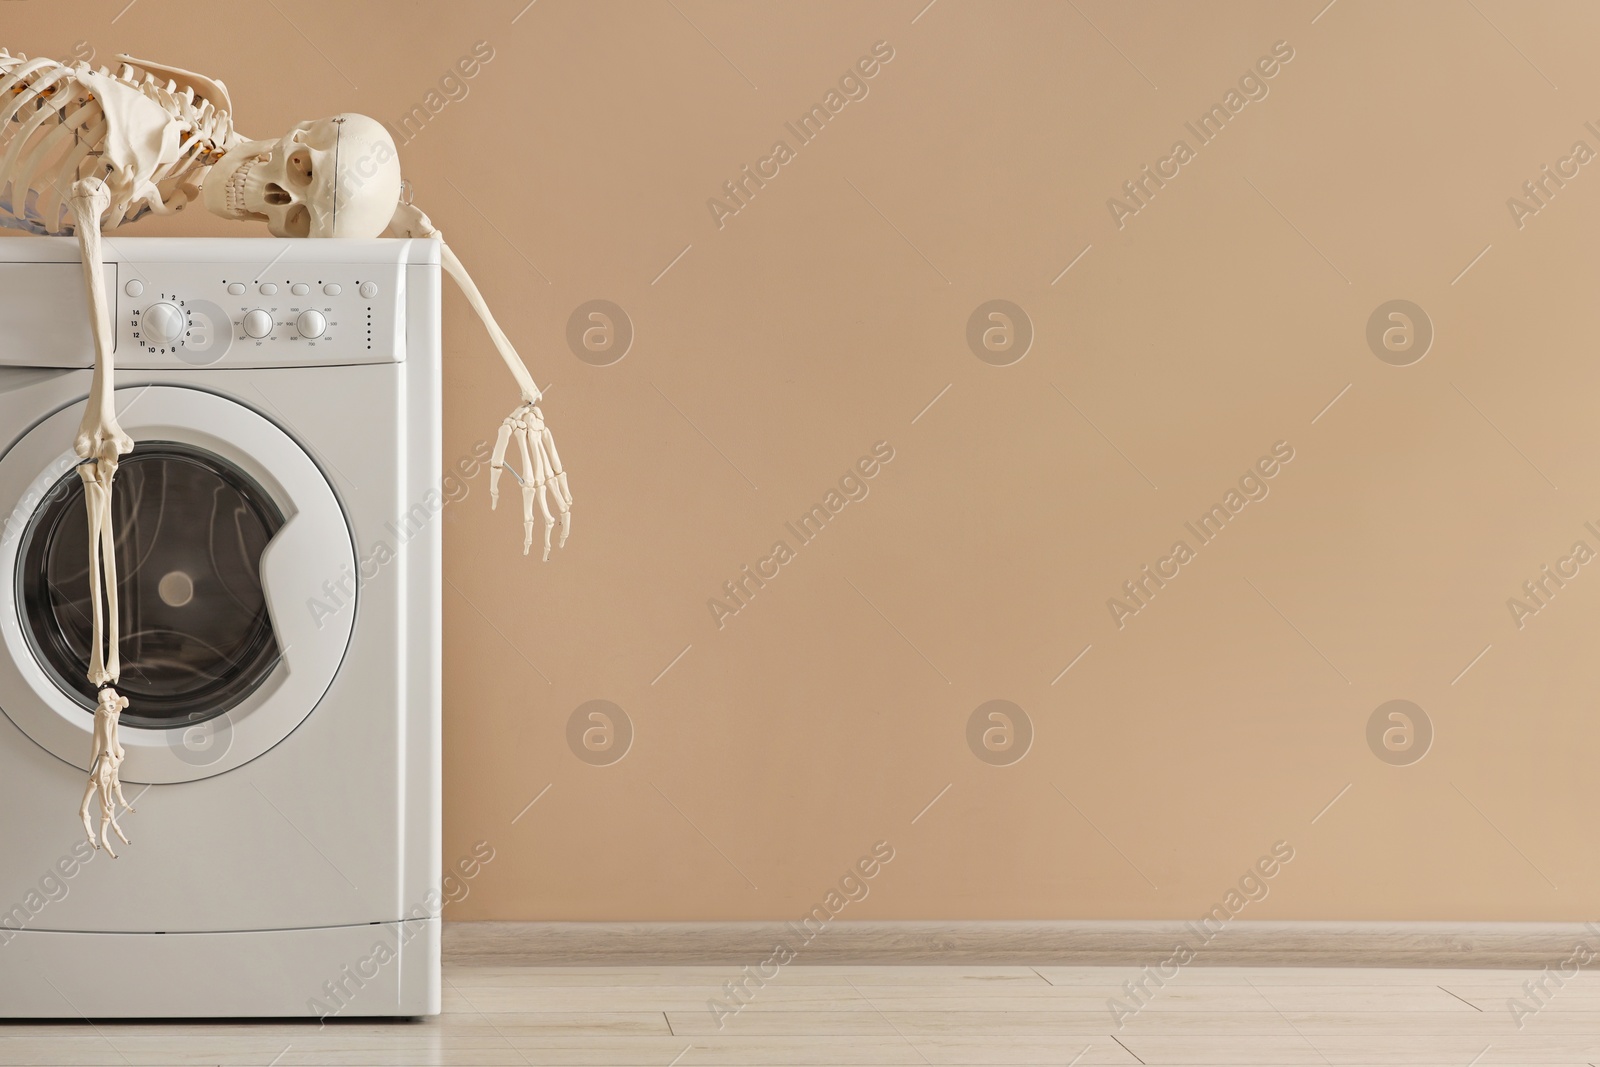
[[444, 920, 1600, 968]]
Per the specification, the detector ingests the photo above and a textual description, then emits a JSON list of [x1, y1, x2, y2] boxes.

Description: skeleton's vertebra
[[3, 49, 568, 851]]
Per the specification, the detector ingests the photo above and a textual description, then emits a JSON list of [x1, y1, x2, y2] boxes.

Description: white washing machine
[[0, 237, 441, 1017]]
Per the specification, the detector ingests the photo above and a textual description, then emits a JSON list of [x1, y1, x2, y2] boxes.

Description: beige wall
[[11, 0, 1600, 922]]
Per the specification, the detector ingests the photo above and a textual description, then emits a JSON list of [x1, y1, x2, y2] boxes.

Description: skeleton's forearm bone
[[97, 469, 122, 682], [438, 240, 543, 403], [387, 202, 542, 404], [77, 465, 110, 686]]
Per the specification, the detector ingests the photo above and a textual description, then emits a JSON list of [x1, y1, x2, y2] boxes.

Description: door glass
[[16, 442, 285, 729]]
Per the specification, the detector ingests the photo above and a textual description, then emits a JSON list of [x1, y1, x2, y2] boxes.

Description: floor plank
[[7, 961, 1600, 1065]]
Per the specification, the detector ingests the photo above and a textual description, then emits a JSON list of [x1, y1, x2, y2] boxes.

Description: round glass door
[[0, 385, 356, 783], [16, 443, 285, 728]]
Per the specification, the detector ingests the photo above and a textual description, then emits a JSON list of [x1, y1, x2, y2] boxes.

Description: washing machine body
[[0, 238, 442, 1017]]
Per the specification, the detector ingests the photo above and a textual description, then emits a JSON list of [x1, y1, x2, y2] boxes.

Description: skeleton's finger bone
[[489, 418, 515, 510], [534, 422, 573, 549], [80, 778, 99, 847], [527, 433, 570, 552], [520, 486, 536, 556], [527, 434, 555, 561], [514, 422, 536, 493], [536, 421, 569, 499], [111, 774, 134, 814], [514, 425, 538, 556]]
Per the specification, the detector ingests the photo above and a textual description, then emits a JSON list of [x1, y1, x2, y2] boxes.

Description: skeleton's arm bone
[[68, 178, 132, 467], [439, 239, 543, 403], [387, 202, 542, 403], [69, 179, 134, 852]]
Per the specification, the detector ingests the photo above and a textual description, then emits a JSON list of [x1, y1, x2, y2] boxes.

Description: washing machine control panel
[[115, 263, 404, 369]]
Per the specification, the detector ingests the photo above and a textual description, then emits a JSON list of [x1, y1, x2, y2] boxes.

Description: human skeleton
[[0, 49, 572, 852]]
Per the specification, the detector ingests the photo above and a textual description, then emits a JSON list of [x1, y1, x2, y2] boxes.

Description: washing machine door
[[0, 385, 356, 783]]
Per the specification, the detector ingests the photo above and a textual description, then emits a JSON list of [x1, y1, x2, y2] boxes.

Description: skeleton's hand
[[386, 200, 574, 559], [489, 402, 572, 560], [81, 689, 132, 855]]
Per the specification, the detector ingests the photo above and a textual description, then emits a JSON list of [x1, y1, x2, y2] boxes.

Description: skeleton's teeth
[[225, 159, 254, 214]]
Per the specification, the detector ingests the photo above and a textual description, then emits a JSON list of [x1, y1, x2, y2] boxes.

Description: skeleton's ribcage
[[1, 50, 218, 235], [0, 53, 110, 234]]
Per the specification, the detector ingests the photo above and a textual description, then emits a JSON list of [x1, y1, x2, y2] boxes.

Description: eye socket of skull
[[286, 147, 315, 187]]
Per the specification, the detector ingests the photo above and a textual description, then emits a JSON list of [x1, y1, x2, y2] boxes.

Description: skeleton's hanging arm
[[69, 177, 136, 854], [388, 201, 572, 558], [389, 201, 540, 402]]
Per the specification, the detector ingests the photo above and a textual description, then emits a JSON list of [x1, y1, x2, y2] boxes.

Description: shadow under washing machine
[[0, 237, 441, 1018]]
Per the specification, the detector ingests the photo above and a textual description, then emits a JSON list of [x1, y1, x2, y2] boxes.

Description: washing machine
[[0, 237, 441, 1017]]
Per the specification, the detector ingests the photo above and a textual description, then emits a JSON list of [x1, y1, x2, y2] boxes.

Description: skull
[[203, 114, 401, 237]]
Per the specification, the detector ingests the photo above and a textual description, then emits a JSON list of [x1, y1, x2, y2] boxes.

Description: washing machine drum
[[0, 386, 357, 783], [18, 443, 285, 729]]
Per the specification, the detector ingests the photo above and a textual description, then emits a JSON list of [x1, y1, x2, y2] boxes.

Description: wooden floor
[[3, 961, 1597, 1064]]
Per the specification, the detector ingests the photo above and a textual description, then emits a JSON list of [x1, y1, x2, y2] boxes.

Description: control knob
[[242, 309, 274, 339], [295, 309, 327, 339], [141, 302, 186, 347]]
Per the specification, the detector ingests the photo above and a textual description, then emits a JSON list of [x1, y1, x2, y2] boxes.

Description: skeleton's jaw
[[201, 139, 275, 224]]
